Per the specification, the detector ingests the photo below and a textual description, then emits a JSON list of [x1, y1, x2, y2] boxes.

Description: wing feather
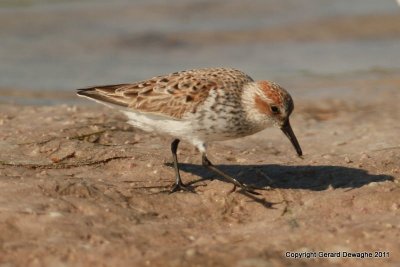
[[77, 68, 253, 119]]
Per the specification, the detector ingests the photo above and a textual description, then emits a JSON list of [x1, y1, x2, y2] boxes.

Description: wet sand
[[1, 0, 400, 91]]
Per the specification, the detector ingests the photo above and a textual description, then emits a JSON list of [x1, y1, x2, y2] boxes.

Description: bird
[[77, 67, 302, 194]]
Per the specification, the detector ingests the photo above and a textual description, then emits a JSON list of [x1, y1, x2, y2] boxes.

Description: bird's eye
[[270, 106, 280, 114]]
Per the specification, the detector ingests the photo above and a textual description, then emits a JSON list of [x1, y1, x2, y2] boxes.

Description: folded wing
[[77, 68, 253, 119]]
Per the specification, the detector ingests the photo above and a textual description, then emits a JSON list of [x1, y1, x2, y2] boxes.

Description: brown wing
[[77, 68, 253, 119]]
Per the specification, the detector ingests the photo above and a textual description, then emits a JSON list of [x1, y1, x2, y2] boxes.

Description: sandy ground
[[0, 73, 399, 267], [1, 1, 399, 266]]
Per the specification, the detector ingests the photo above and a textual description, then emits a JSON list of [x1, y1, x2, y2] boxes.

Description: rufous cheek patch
[[254, 95, 271, 115]]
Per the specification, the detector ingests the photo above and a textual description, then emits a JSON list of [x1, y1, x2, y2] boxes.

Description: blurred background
[[0, 0, 399, 104]]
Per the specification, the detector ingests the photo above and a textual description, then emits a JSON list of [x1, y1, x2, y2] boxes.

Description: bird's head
[[244, 80, 303, 156]]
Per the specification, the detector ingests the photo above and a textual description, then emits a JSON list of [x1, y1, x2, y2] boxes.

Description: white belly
[[122, 111, 192, 137]]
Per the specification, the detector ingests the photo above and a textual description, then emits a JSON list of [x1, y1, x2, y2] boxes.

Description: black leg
[[170, 139, 192, 193], [201, 154, 260, 195]]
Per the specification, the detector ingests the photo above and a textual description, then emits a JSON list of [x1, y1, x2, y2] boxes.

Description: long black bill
[[281, 120, 303, 157]]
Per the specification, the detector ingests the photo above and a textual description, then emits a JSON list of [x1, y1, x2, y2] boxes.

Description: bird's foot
[[163, 162, 174, 168], [238, 183, 261, 195], [169, 181, 195, 194], [227, 183, 260, 196], [201, 154, 260, 196]]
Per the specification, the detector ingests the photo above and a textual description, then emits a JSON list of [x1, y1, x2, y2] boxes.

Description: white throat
[[241, 82, 274, 130]]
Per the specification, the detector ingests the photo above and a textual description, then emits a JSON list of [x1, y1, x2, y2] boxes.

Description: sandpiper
[[77, 68, 302, 194]]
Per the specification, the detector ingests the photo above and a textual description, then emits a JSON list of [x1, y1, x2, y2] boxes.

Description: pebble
[[48, 211, 63, 218], [323, 154, 332, 159], [24, 208, 34, 214], [35, 171, 47, 178], [384, 223, 394, 228], [67, 106, 78, 112], [360, 153, 370, 160], [149, 188, 160, 193], [185, 248, 197, 257], [333, 141, 347, 146], [362, 231, 371, 238], [390, 203, 398, 211], [344, 156, 352, 163]]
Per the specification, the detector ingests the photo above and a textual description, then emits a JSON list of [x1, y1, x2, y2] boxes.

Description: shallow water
[[0, 0, 399, 101]]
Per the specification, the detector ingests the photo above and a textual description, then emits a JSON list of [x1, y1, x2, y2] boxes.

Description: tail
[[77, 84, 130, 108]]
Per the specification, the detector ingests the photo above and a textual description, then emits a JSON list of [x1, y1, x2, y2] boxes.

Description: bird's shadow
[[177, 163, 394, 191]]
